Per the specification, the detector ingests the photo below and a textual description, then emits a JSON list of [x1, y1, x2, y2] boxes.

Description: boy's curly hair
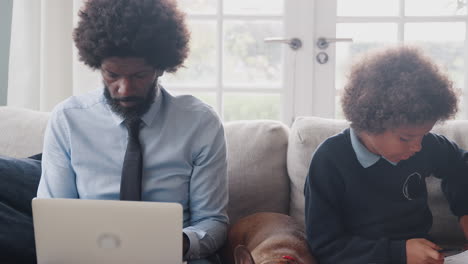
[[341, 46, 458, 134], [73, 0, 190, 72]]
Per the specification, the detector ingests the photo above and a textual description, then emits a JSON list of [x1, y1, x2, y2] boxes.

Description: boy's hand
[[406, 238, 444, 264], [459, 215, 468, 251]]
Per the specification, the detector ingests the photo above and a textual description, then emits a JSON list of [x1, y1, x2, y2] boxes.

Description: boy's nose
[[409, 140, 422, 153]]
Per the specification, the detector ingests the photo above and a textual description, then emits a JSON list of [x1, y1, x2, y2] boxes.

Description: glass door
[[314, 0, 467, 119]]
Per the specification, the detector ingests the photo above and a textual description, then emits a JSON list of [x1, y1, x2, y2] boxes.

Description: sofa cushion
[[0, 107, 50, 158], [287, 116, 347, 227], [288, 116, 468, 246], [225, 120, 290, 224]]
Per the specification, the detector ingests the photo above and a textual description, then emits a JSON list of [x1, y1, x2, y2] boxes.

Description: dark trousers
[[0, 203, 36, 263], [0, 155, 40, 264]]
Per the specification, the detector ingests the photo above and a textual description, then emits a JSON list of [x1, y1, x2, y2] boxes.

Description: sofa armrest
[[287, 116, 348, 227], [0, 106, 50, 158]]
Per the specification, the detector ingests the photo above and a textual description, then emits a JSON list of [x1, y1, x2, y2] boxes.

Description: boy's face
[[360, 121, 436, 163]]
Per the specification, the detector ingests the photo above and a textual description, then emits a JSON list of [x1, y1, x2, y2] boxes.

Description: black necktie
[[120, 118, 143, 201]]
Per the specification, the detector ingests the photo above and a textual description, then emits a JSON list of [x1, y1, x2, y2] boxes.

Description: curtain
[[8, 0, 101, 111]]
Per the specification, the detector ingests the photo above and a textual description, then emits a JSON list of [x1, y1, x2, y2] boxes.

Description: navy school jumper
[[304, 128, 468, 264]]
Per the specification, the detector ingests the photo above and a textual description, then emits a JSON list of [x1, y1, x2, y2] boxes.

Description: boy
[[304, 46, 468, 264]]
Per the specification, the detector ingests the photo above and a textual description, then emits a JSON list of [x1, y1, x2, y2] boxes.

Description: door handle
[[316, 37, 353, 49], [264, 37, 303, 51]]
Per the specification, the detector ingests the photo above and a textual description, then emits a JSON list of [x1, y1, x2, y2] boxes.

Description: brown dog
[[223, 212, 318, 264]]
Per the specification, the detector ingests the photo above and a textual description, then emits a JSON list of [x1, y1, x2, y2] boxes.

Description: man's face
[[360, 121, 436, 163], [101, 57, 162, 119]]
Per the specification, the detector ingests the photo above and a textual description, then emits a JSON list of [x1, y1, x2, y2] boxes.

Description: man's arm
[[37, 108, 78, 198], [183, 111, 228, 260]]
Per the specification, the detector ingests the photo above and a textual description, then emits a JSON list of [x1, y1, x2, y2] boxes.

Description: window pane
[[223, 93, 280, 121], [336, 23, 398, 90], [163, 21, 217, 86], [169, 91, 217, 112], [337, 0, 398, 16], [190, 92, 217, 109], [224, 0, 283, 15], [405, 22, 465, 89], [335, 23, 398, 119], [459, 96, 466, 119], [405, 0, 466, 16], [224, 21, 283, 87], [177, 0, 217, 15]]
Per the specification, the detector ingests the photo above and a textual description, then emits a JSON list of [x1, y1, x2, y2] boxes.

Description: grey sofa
[[0, 106, 466, 250]]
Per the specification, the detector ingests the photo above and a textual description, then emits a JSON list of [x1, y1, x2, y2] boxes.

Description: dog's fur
[[223, 212, 317, 264]]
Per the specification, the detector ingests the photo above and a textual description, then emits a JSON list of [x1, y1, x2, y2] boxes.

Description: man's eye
[[107, 73, 119, 79], [400, 137, 409, 142], [103, 71, 118, 79]]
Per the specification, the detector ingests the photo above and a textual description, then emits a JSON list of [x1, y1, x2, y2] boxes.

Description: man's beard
[[104, 80, 157, 120]]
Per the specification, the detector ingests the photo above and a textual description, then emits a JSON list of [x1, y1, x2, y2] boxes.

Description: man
[[37, 0, 228, 263]]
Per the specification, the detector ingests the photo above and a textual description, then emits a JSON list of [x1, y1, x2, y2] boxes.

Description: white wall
[[0, 0, 13, 106]]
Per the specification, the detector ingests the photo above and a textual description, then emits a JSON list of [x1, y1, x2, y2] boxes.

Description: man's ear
[[234, 245, 255, 264]]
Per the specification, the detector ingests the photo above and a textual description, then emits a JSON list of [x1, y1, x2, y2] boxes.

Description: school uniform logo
[[402, 172, 424, 200]]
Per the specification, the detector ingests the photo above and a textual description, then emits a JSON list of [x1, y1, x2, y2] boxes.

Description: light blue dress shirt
[[37, 87, 229, 260]]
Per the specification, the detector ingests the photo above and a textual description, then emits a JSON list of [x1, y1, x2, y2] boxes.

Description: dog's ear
[[234, 245, 255, 264]]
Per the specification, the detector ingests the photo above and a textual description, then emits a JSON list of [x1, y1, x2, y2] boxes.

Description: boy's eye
[[133, 74, 147, 79]]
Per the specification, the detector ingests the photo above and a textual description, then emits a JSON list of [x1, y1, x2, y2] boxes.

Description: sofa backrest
[[224, 120, 290, 224], [288, 116, 468, 245], [0, 106, 50, 158], [287, 116, 348, 226], [0, 106, 292, 226]]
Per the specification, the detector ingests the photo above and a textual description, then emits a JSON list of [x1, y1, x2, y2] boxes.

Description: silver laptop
[[32, 198, 183, 264]]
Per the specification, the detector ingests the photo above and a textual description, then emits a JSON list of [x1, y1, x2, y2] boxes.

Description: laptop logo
[[97, 233, 121, 249]]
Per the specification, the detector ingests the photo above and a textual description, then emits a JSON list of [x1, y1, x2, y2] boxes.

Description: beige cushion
[[287, 116, 348, 227], [0, 106, 50, 158], [225, 120, 290, 224]]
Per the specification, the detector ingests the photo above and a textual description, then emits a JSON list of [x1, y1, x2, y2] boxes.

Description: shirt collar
[[349, 128, 397, 168], [106, 85, 163, 128]]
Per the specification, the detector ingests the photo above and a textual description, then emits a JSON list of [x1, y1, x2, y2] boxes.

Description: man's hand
[[406, 238, 444, 264], [183, 233, 190, 256]]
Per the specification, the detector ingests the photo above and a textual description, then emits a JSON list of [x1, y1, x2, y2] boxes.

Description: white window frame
[[314, 0, 468, 119]]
